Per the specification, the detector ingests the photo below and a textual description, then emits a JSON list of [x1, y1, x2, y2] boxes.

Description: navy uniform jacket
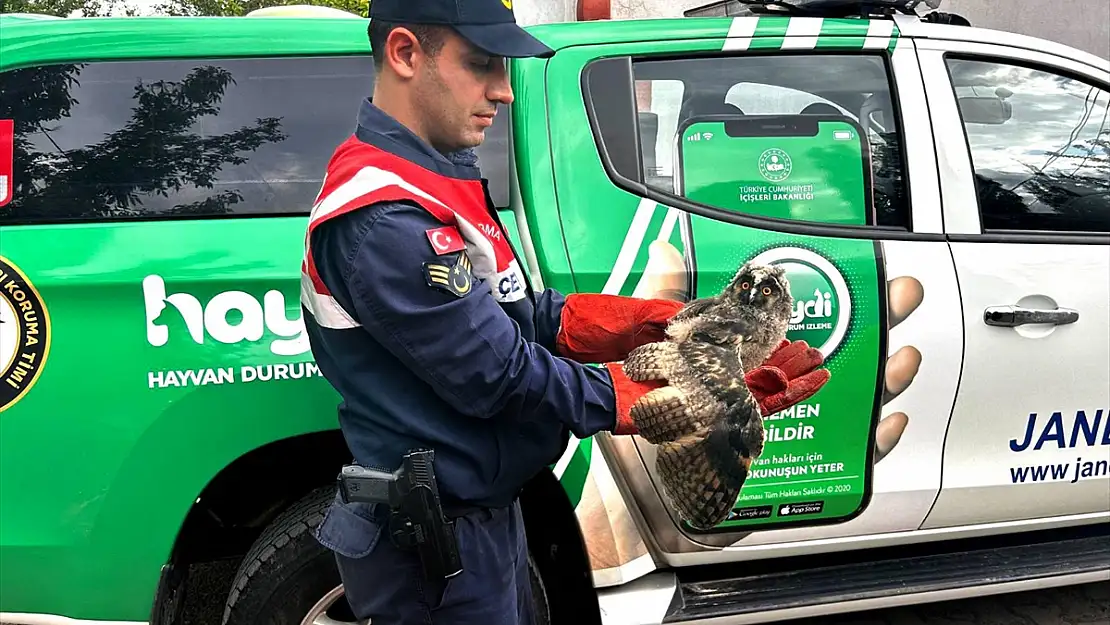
[[302, 101, 618, 511]]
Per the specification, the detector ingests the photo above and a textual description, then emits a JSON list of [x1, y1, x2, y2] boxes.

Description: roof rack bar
[[684, 0, 955, 20]]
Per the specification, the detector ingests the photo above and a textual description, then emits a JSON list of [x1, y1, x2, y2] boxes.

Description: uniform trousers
[[317, 493, 536, 625]]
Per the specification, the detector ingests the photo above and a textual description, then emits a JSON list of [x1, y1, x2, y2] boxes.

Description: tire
[[221, 485, 552, 625], [528, 549, 552, 625], [221, 485, 350, 625]]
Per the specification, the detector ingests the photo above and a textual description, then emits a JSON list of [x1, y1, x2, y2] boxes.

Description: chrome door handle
[[983, 305, 1079, 327]]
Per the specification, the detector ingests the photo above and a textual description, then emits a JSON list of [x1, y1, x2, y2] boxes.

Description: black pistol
[[338, 449, 463, 582]]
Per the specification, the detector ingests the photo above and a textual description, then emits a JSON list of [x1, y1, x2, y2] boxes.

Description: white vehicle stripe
[[552, 434, 582, 479], [782, 17, 823, 49], [601, 197, 658, 295], [722, 16, 759, 51], [864, 20, 896, 49], [568, 196, 666, 479], [555, 176, 666, 481]]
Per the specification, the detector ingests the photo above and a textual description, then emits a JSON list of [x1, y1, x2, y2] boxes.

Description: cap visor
[[454, 22, 555, 58]]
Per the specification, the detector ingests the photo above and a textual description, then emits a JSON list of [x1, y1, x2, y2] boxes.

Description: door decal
[[623, 213, 927, 532], [0, 256, 51, 412]]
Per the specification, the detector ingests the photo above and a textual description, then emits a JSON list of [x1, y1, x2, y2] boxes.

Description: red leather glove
[[603, 362, 665, 435], [745, 339, 831, 416], [556, 293, 685, 364], [604, 340, 830, 437]]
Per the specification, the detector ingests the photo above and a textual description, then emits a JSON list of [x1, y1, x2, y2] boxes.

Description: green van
[[2, 2, 1108, 624]]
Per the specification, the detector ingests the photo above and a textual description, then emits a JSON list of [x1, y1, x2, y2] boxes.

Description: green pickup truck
[[1, 2, 1108, 624]]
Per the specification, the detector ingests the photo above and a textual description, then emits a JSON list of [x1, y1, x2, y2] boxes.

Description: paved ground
[[788, 581, 1110, 625], [0, 574, 1104, 624], [178, 558, 1110, 624]]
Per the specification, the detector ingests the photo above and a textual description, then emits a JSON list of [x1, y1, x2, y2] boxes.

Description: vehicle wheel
[[221, 485, 356, 625], [221, 485, 552, 625], [529, 549, 552, 625]]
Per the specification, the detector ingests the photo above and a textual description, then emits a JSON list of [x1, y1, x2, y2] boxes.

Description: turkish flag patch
[[425, 226, 466, 255]]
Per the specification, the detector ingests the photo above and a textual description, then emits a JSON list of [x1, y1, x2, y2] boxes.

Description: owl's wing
[[630, 384, 726, 444], [623, 341, 680, 383], [666, 295, 716, 327], [641, 342, 765, 530], [624, 341, 726, 444], [655, 395, 765, 530], [675, 340, 750, 404]]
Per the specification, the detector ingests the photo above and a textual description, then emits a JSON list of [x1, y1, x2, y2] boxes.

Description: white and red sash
[[301, 136, 527, 330]]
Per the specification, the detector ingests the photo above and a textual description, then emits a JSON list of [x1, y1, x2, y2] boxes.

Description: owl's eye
[[762, 286, 773, 296], [741, 282, 751, 291]]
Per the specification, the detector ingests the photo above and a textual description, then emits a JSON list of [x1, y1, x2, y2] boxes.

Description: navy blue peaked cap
[[368, 0, 555, 58]]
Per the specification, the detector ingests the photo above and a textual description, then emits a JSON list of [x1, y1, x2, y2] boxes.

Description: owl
[[666, 262, 794, 373], [622, 261, 794, 530]]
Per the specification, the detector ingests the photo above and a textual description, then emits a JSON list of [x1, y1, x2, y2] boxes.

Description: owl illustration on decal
[[623, 262, 794, 530]]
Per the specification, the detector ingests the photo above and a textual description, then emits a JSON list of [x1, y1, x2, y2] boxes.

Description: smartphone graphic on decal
[[666, 114, 884, 532], [675, 114, 874, 226]]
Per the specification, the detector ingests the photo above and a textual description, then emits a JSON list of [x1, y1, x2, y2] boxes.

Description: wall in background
[[943, 0, 1108, 60]]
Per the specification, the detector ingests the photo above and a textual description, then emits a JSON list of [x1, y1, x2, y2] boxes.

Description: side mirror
[[958, 95, 1012, 125]]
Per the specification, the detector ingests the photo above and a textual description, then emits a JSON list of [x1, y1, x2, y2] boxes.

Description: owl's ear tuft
[[767, 264, 791, 294], [729, 262, 754, 286]]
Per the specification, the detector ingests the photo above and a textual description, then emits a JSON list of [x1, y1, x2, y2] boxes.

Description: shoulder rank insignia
[[423, 252, 473, 298]]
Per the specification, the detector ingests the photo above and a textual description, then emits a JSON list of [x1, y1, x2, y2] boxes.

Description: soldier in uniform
[[301, 0, 827, 623]]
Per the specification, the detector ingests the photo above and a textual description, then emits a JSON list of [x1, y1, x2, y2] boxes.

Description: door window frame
[[916, 39, 1110, 244], [574, 32, 946, 243]]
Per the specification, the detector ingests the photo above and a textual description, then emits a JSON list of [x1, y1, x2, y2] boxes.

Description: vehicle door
[[914, 35, 1110, 528], [542, 15, 966, 558]]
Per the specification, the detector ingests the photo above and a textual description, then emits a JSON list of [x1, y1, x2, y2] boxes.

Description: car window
[[0, 55, 510, 225], [586, 53, 910, 229], [946, 57, 1110, 234]]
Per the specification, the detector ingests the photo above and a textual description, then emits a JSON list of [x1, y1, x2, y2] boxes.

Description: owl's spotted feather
[[624, 262, 793, 529], [656, 394, 763, 530]]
